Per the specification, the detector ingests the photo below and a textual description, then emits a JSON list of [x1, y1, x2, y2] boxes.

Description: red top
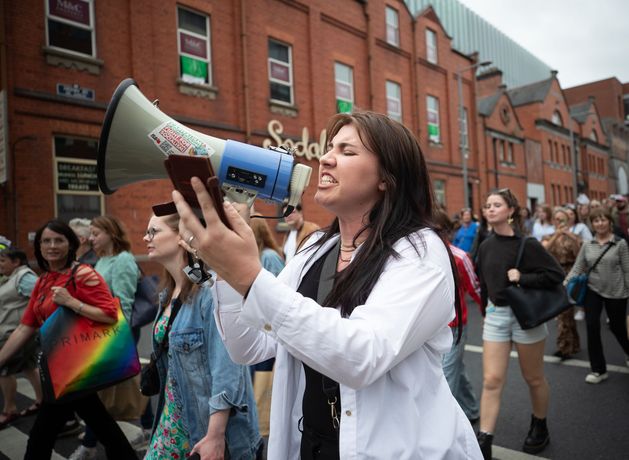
[[21, 264, 118, 328], [449, 245, 482, 328]]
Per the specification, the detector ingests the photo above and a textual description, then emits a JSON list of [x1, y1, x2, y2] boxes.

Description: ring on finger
[[187, 235, 195, 244]]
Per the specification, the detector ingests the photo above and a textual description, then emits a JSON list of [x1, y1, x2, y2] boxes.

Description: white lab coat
[[213, 229, 482, 459]]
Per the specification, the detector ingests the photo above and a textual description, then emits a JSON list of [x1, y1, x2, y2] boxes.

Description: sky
[[457, 0, 629, 88]]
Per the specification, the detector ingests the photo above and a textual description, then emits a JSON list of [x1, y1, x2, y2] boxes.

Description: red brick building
[[0, 0, 484, 255], [565, 78, 629, 196], [477, 70, 612, 210]]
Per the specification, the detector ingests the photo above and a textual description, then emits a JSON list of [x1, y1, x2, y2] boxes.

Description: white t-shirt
[[283, 229, 298, 261]]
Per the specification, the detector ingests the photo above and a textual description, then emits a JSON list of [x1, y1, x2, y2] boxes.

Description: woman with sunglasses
[[0, 220, 136, 459], [142, 212, 262, 460]]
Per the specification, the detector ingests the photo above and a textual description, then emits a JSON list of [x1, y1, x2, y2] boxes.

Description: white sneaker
[[574, 309, 585, 321], [129, 428, 152, 451], [68, 446, 97, 460], [585, 372, 608, 384]]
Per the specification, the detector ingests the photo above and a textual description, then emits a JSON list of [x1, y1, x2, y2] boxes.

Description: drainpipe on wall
[[361, 1, 374, 109], [410, 16, 419, 135], [240, 0, 251, 143]]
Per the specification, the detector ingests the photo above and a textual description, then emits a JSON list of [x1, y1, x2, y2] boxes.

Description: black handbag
[[503, 237, 574, 330], [139, 298, 182, 396], [131, 272, 159, 328]]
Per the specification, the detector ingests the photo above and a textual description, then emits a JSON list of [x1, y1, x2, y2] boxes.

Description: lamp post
[[569, 111, 595, 202], [456, 60, 491, 209]]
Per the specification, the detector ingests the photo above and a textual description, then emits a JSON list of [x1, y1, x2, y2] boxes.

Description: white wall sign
[[263, 120, 326, 160]]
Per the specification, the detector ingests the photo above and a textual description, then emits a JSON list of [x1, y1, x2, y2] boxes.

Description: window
[[46, 0, 95, 56], [551, 111, 563, 127], [426, 96, 440, 143], [497, 140, 504, 162], [386, 81, 402, 122], [54, 136, 103, 222], [548, 140, 554, 162], [433, 179, 446, 206], [561, 144, 566, 164], [506, 142, 514, 163], [177, 7, 211, 85], [268, 39, 293, 104], [385, 6, 400, 46], [335, 62, 353, 113], [459, 108, 468, 149], [426, 28, 437, 64], [590, 130, 598, 142]]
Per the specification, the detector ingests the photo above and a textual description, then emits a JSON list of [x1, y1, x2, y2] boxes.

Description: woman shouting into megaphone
[[173, 111, 482, 460]]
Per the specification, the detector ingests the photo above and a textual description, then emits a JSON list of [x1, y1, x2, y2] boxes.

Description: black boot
[[477, 431, 493, 460], [522, 414, 550, 454]]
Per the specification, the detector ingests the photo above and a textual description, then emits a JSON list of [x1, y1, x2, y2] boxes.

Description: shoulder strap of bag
[[316, 239, 342, 434], [587, 241, 614, 274], [513, 237, 530, 269], [62, 263, 81, 291], [154, 297, 183, 359], [316, 240, 341, 305]]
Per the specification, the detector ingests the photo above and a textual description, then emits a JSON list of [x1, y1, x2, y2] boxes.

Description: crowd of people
[[448, 191, 629, 459], [0, 109, 628, 459]]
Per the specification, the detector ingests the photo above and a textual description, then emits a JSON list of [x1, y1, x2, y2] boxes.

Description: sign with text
[[263, 120, 326, 161], [57, 161, 99, 192]]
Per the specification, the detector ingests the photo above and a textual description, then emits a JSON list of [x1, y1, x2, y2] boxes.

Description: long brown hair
[[157, 213, 200, 304], [91, 215, 131, 256], [310, 111, 460, 331], [250, 216, 283, 258]]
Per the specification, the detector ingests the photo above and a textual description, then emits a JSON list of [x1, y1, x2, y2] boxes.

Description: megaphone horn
[[98, 78, 311, 209]]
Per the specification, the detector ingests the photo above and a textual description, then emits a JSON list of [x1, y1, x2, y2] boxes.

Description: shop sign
[[57, 161, 99, 192], [49, 0, 90, 26], [262, 120, 327, 160]]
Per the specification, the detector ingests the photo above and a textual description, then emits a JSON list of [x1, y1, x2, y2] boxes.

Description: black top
[[297, 247, 341, 444], [477, 234, 564, 309]]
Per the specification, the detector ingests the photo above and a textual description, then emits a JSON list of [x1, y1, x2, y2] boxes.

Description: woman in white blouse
[[173, 111, 482, 459]]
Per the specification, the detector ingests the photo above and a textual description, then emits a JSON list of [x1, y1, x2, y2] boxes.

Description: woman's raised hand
[[172, 177, 262, 296]]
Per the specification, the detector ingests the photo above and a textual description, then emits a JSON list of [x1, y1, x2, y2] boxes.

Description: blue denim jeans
[[442, 325, 479, 420]]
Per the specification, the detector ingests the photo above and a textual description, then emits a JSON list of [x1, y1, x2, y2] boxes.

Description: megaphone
[[98, 78, 312, 212]]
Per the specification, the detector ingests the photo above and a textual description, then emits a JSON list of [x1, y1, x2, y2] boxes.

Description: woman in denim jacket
[[143, 211, 261, 460]]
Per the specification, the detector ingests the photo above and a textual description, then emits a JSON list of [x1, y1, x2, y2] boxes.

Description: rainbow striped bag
[[38, 302, 140, 403]]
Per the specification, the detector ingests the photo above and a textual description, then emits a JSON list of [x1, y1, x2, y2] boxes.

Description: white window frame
[[268, 39, 294, 105], [334, 62, 354, 113], [45, 0, 96, 58], [433, 179, 446, 206], [386, 80, 402, 122], [385, 6, 400, 47], [427, 95, 440, 143], [177, 6, 212, 86], [426, 28, 438, 64]]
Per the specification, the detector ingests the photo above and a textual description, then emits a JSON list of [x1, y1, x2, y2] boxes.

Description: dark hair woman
[[171, 111, 480, 458], [476, 189, 564, 459], [565, 207, 629, 384], [0, 220, 135, 459]]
